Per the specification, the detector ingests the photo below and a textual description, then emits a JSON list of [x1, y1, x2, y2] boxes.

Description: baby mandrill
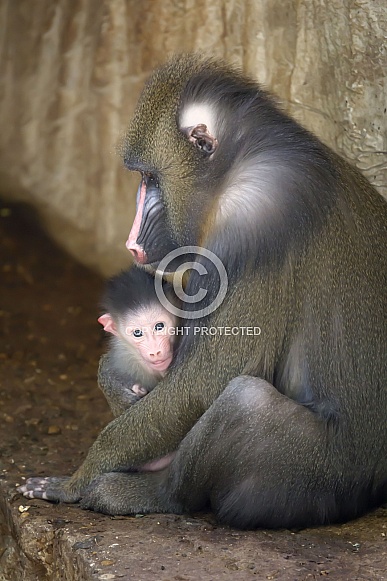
[[97, 266, 179, 415], [97, 266, 180, 472]]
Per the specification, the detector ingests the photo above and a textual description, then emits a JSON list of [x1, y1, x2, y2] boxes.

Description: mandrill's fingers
[[131, 384, 148, 397], [17, 476, 80, 503]]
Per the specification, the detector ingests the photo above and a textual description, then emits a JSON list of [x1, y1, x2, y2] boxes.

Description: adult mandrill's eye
[[146, 173, 160, 189], [133, 329, 143, 338], [154, 322, 165, 332]]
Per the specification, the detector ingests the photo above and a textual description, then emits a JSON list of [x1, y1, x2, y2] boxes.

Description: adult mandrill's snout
[[126, 238, 148, 263]]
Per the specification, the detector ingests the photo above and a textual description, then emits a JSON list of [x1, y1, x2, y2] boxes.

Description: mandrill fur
[[19, 55, 387, 530]]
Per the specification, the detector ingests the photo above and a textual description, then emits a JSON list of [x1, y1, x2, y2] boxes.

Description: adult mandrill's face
[[121, 57, 225, 272]]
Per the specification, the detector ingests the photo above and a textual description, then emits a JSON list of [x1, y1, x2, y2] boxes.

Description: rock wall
[[0, 0, 385, 274]]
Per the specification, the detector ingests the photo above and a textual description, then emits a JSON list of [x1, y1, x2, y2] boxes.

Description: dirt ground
[[0, 200, 386, 581]]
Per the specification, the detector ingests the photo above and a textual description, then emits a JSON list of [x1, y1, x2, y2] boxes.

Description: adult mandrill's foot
[[17, 476, 80, 503], [80, 472, 183, 516]]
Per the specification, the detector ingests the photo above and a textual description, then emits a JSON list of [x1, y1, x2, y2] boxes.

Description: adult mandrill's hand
[[17, 476, 80, 503]]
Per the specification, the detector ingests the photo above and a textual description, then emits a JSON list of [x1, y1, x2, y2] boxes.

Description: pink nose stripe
[[126, 180, 147, 262], [126, 240, 147, 263]]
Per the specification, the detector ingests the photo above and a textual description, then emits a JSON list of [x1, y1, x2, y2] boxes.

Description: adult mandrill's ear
[[186, 124, 218, 155]]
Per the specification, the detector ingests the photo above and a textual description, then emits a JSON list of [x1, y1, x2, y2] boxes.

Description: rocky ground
[[0, 200, 386, 581]]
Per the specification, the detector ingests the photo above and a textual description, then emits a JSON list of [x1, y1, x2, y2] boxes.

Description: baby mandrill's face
[[122, 305, 176, 373]]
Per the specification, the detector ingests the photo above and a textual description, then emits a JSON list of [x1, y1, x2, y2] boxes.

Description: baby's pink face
[[98, 305, 177, 375], [123, 305, 176, 373]]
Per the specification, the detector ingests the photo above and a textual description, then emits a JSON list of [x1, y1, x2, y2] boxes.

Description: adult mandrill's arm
[[18, 336, 242, 503]]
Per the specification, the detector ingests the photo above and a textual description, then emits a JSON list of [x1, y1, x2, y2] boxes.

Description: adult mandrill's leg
[[165, 376, 338, 529], [80, 471, 183, 516], [80, 376, 348, 528]]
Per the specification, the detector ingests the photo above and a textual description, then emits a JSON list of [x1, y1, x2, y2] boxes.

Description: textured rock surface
[[0, 0, 386, 273]]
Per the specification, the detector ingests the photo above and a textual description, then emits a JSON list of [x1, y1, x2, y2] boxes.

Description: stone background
[[0, 0, 386, 275]]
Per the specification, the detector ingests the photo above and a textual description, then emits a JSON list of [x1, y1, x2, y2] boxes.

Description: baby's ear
[[98, 313, 118, 336]]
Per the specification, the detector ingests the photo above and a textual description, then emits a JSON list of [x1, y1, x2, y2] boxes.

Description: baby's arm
[[97, 353, 148, 417]]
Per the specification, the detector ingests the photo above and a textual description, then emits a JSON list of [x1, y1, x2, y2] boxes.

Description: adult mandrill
[[19, 55, 387, 529]]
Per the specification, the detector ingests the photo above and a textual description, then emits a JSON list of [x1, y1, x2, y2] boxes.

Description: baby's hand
[[131, 384, 148, 398]]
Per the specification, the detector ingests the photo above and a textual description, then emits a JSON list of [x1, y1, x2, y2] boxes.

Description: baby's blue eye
[[133, 329, 143, 338], [154, 322, 165, 331]]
